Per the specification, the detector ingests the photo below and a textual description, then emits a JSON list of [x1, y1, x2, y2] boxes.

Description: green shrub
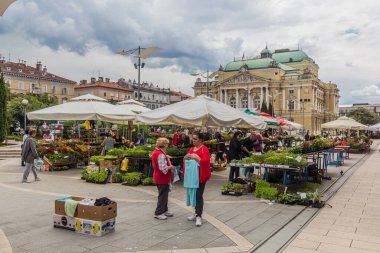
[[80, 169, 89, 180], [107, 148, 125, 157], [124, 149, 149, 157], [122, 172, 143, 186], [86, 168, 109, 183], [112, 173, 123, 183], [255, 180, 270, 198], [221, 183, 245, 194], [262, 187, 278, 200], [6, 135, 23, 141], [142, 177, 155, 186]]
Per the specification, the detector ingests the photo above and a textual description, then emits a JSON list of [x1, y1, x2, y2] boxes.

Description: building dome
[[260, 45, 272, 58]]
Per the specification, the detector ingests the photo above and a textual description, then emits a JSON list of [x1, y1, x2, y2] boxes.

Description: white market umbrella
[[321, 116, 368, 130], [0, 0, 15, 16], [281, 120, 304, 131], [369, 122, 380, 132], [135, 95, 267, 129], [116, 99, 151, 114], [27, 94, 135, 122]]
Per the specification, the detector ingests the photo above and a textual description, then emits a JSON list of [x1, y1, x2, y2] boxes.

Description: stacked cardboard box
[[53, 196, 117, 236]]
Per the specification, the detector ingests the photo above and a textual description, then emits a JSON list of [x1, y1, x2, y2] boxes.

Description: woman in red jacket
[[184, 132, 211, 226], [152, 138, 176, 220]]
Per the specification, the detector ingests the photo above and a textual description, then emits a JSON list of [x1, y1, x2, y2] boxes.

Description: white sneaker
[[165, 211, 174, 217], [187, 214, 196, 221], [154, 214, 168, 220], [196, 216, 202, 226]]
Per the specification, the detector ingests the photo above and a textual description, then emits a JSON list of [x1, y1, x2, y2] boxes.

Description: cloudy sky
[[1, 0, 380, 104]]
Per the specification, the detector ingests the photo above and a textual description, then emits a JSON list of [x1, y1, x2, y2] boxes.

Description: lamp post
[[21, 99, 29, 131], [191, 70, 210, 97], [116, 46, 161, 101]]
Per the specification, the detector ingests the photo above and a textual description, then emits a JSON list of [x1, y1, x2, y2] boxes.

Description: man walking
[[21, 128, 40, 183], [21, 128, 29, 166]]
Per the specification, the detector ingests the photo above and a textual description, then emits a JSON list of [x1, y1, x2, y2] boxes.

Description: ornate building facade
[[0, 59, 76, 103], [193, 47, 340, 134]]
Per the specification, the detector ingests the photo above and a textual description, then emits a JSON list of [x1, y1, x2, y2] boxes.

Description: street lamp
[[21, 99, 29, 130], [191, 70, 210, 97], [116, 46, 161, 102]]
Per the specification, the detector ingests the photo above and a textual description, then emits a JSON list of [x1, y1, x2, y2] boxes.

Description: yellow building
[[193, 46, 340, 134], [0, 60, 76, 103]]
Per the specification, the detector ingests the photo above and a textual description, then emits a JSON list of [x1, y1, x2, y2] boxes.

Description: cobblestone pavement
[[0, 147, 371, 253]]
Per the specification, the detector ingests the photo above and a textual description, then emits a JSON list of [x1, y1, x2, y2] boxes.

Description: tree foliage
[[268, 101, 274, 116], [7, 93, 58, 130], [261, 101, 268, 113], [348, 107, 380, 125], [0, 74, 8, 142]]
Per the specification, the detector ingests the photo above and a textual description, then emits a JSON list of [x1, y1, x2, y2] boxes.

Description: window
[[254, 95, 260, 109], [128, 95, 131, 99], [30, 83, 37, 93], [289, 89, 294, 94], [18, 82, 24, 90], [44, 85, 48, 93], [242, 96, 248, 108], [62, 88, 67, 95], [230, 97, 236, 108], [104, 92, 107, 97], [288, 100, 295, 111], [52, 86, 56, 94], [134, 92, 137, 98]]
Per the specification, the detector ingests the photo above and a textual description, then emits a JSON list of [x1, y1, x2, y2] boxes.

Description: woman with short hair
[[152, 137, 176, 220]]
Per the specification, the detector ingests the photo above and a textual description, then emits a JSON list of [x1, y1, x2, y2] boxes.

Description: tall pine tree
[[261, 101, 268, 113], [268, 101, 274, 116], [0, 73, 8, 143]]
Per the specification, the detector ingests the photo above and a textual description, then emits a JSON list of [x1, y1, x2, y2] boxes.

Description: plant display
[[142, 177, 155, 186], [106, 148, 125, 157], [124, 148, 149, 157], [165, 147, 190, 157], [82, 168, 109, 184], [80, 169, 88, 180], [112, 173, 123, 183], [122, 172, 143, 186], [45, 153, 70, 163], [221, 183, 245, 195]]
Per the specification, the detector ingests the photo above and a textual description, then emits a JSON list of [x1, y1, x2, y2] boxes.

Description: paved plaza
[[0, 142, 378, 253]]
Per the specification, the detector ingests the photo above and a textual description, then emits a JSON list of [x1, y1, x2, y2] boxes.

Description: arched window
[[254, 95, 260, 109], [288, 100, 295, 111], [242, 96, 248, 108], [230, 97, 236, 108]]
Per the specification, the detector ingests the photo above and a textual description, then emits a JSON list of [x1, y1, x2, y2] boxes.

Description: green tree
[[261, 101, 268, 113], [7, 93, 58, 130], [348, 107, 380, 125], [0, 74, 8, 142], [268, 101, 274, 116]]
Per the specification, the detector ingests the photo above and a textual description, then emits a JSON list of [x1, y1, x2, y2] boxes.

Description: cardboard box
[[55, 196, 84, 216], [55, 196, 117, 221], [53, 214, 76, 231], [75, 218, 115, 236], [77, 201, 117, 221]]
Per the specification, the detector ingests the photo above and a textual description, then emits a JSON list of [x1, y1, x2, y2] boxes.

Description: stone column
[[266, 87, 269, 105], [236, 89, 239, 108], [298, 87, 301, 110], [224, 89, 228, 104], [247, 87, 250, 109], [282, 89, 286, 111], [260, 87, 263, 107]]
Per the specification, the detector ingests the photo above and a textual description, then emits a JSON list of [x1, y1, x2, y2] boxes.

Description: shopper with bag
[[21, 128, 41, 183], [152, 138, 176, 220], [184, 132, 211, 227]]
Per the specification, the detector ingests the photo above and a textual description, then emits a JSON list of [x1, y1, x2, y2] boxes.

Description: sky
[[1, 0, 380, 104]]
